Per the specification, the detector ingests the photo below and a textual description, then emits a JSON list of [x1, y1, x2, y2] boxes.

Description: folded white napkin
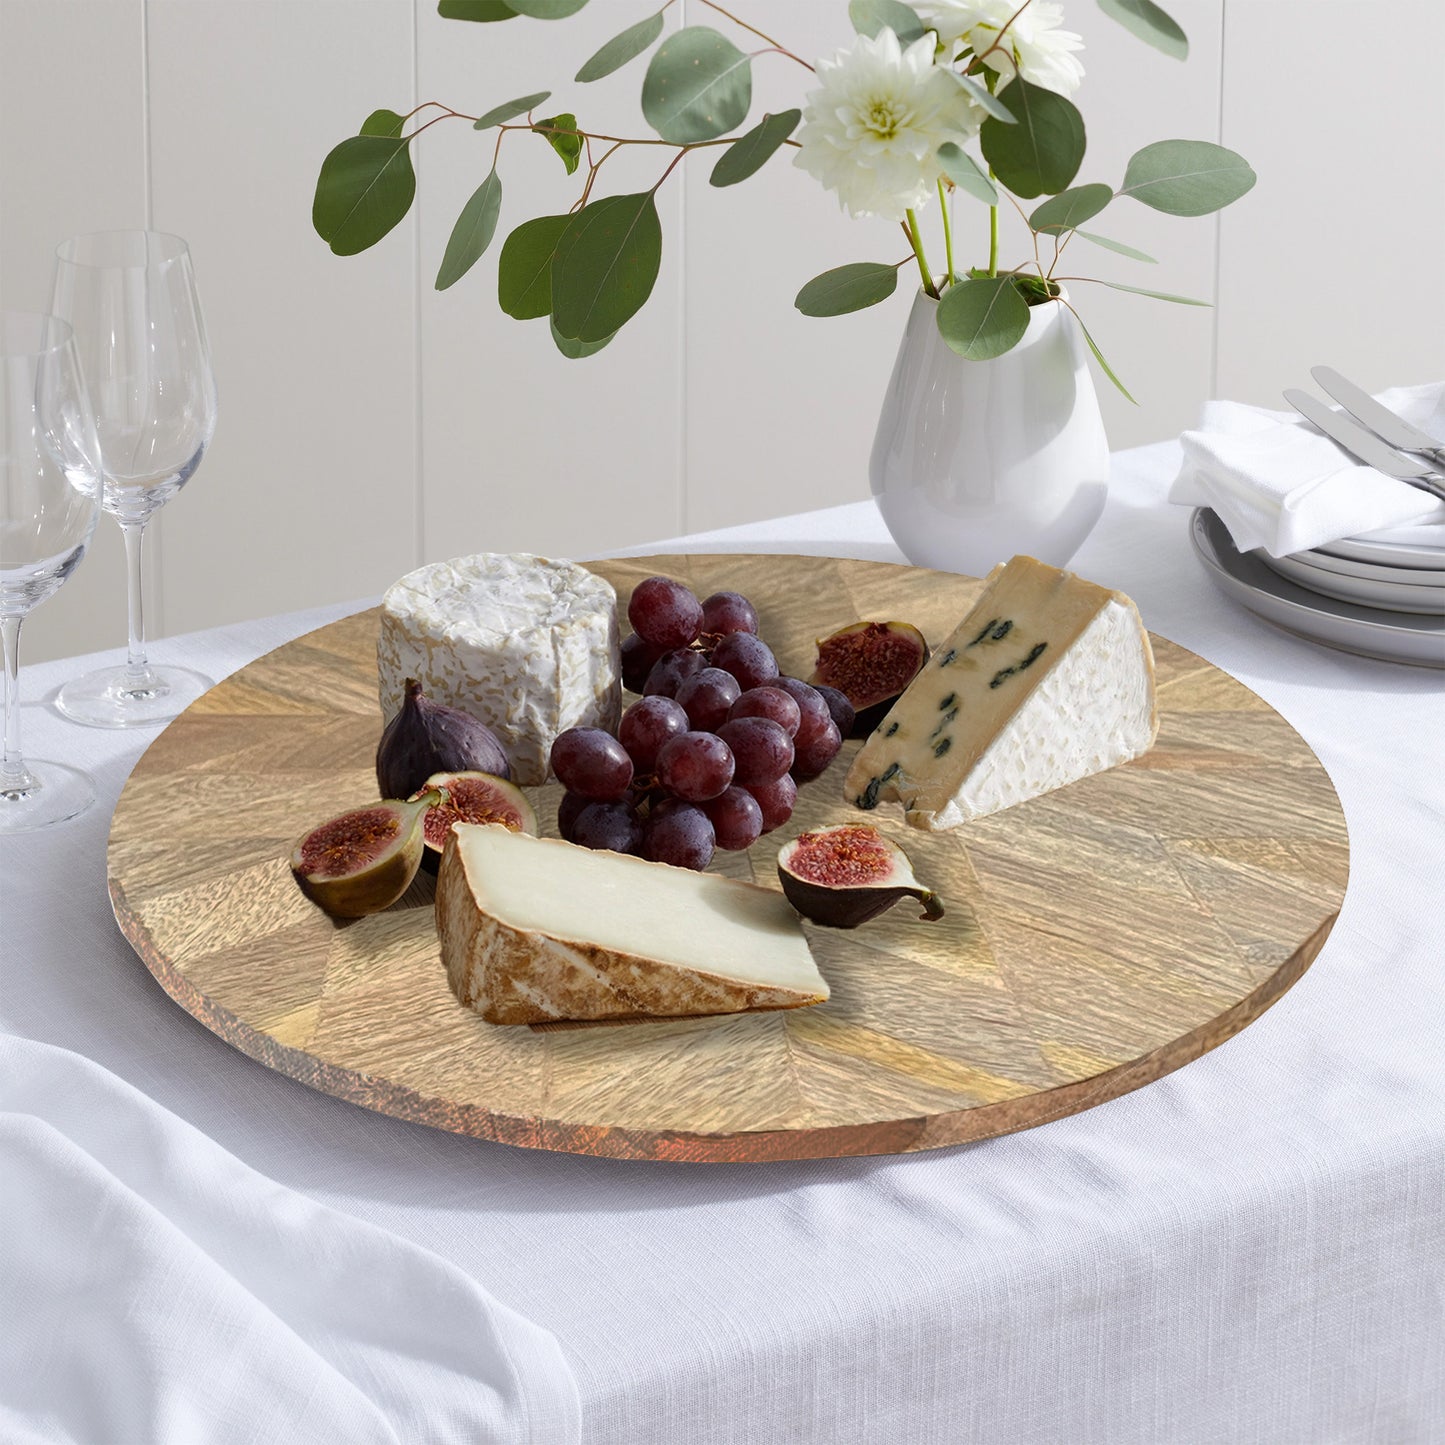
[[1169, 382, 1445, 556]]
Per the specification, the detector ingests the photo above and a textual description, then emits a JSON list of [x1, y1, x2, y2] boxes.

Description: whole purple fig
[[376, 678, 510, 798]]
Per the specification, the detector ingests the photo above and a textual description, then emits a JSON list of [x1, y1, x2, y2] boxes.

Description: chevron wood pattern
[[107, 555, 1348, 1162]]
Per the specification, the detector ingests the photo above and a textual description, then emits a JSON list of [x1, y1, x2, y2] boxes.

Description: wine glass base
[[55, 663, 214, 729], [0, 759, 96, 833]]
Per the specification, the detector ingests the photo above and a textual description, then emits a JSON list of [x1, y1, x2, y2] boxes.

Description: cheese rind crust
[[845, 556, 1159, 830], [436, 827, 829, 1026], [377, 553, 620, 787]]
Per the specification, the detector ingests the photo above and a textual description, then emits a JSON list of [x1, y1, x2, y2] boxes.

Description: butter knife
[[1311, 366, 1445, 469], [1283, 388, 1445, 504]]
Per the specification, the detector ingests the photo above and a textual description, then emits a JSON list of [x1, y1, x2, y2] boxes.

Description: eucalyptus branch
[[938, 180, 956, 285], [699, 0, 814, 70]]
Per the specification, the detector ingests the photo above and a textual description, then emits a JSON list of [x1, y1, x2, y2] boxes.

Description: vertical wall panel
[[0, 0, 153, 665], [1216, 1, 1445, 409], [418, 2, 683, 564], [147, 0, 417, 638]]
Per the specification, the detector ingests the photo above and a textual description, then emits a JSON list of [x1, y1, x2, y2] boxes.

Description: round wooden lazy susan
[[107, 555, 1348, 1163]]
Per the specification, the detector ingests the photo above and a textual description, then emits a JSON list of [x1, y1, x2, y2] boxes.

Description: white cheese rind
[[377, 553, 619, 786], [436, 825, 829, 1026]]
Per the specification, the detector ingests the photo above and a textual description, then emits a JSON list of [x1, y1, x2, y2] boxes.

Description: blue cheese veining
[[377, 553, 620, 786], [845, 556, 1158, 830]]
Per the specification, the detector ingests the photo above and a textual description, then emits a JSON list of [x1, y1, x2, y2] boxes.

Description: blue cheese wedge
[[377, 553, 620, 786], [436, 825, 829, 1026], [845, 555, 1158, 830]]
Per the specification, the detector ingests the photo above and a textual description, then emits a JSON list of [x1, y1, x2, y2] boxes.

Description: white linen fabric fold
[[0, 1036, 579, 1445], [1168, 382, 1445, 555]]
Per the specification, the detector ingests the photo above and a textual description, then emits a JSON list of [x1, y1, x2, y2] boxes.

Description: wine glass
[[0, 312, 104, 833], [50, 230, 218, 728]]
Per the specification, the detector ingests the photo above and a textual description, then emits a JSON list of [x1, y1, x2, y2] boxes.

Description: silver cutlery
[[1311, 366, 1445, 469], [1283, 388, 1445, 504]]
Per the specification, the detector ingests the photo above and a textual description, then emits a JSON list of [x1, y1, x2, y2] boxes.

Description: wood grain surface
[[106, 555, 1349, 1162]]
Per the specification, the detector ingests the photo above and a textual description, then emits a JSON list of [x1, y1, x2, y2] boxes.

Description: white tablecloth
[[4, 443, 1443, 1444]]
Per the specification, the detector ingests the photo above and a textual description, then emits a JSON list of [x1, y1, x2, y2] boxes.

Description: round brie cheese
[[377, 553, 620, 786]]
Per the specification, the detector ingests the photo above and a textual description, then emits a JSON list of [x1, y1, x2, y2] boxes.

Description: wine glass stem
[[1, 613, 30, 791], [120, 519, 158, 690]]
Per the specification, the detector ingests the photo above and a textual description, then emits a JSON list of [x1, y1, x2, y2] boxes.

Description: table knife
[[1311, 366, 1445, 469], [1282, 388, 1445, 504]]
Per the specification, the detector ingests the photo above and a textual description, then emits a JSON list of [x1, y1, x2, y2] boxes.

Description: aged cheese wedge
[[845, 555, 1158, 830], [436, 824, 830, 1025]]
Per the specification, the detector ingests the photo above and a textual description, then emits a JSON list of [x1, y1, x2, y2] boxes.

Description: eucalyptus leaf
[[551, 318, 616, 357], [498, 213, 573, 318], [312, 135, 416, 256], [551, 192, 662, 342], [937, 143, 998, 205], [980, 78, 1085, 198], [1118, 139, 1255, 216], [943, 69, 1015, 124], [1081, 278, 1209, 305], [438, 0, 518, 20], [710, 109, 801, 187], [795, 262, 898, 318], [1070, 307, 1136, 402], [508, 0, 587, 15], [474, 91, 552, 129], [575, 10, 665, 82], [435, 168, 503, 290], [847, 0, 929, 44], [1098, 0, 1187, 59], [1029, 183, 1113, 235], [360, 109, 406, 138], [641, 27, 751, 144], [534, 113, 582, 174], [1074, 230, 1156, 263], [936, 275, 1030, 359]]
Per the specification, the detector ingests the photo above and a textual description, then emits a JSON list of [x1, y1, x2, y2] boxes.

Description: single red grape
[[618, 695, 689, 771], [656, 730, 735, 802], [791, 718, 842, 782], [745, 773, 797, 832], [715, 717, 793, 787], [811, 683, 856, 739], [556, 790, 591, 841], [772, 676, 833, 741], [700, 591, 758, 638], [644, 802, 716, 871], [675, 666, 741, 732], [571, 800, 644, 855], [642, 647, 707, 698], [550, 727, 633, 799], [728, 686, 802, 738], [628, 576, 703, 651], [620, 633, 663, 693], [711, 632, 779, 691], [704, 786, 764, 851]]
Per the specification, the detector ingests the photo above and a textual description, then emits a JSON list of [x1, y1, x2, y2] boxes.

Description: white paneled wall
[[2, 0, 1441, 663]]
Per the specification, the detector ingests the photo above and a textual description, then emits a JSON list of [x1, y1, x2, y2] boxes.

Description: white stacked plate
[[1259, 542, 1445, 615]]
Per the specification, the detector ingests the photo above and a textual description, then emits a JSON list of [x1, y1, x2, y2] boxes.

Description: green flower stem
[[987, 165, 1000, 278], [904, 209, 938, 299], [938, 179, 955, 286]]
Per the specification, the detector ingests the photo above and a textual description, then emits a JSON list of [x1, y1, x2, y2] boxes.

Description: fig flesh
[[376, 678, 510, 799], [410, 770, 537, 870], [808, 621, 929, 737], [777, 823, 943, 928], [290, 789, 444, 918]]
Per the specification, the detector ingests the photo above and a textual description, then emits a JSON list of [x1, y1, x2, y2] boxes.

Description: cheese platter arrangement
[[107, 553, 1348, 1162]]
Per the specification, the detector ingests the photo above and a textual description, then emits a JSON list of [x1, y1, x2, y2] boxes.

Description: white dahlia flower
[[793, 27, 980, 222], [919, 0, 1085, 96]]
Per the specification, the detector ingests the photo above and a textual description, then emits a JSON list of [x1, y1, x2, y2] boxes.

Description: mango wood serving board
[[107, 555, 1348, 1163]]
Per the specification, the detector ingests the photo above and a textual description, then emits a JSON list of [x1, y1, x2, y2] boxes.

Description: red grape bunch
[[551, 574, 852, 870]]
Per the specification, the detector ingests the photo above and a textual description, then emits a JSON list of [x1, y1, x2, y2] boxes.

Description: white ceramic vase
[[869, 288, 1110, 576]]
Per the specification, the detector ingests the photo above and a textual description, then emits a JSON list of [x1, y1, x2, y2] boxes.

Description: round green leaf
[[935, 275, 1031, 359], [1074, 230, 1156, 263], [847, 0, 928, 44], [641, 27, 751, 144], [943, 69, 1015, 124], [710, 110, 801, 188], [980, 78, 1085, 199], [795, 262, 898, 318], [575, 11, 665, 82], [498, 213, 573, 318], [551, 192, 662, 342], [508, 0, 588, 15], [438, 0, 518, 21], [435, 168, 503, 290], [1098, 0, 1187, 60], [534, 113, 582, 174], [313, 135, 416, 256], [1119, 140, 1255, 216], [360, 109, 405, 138], [937, 143, 998, 205], [551, 318, 616, 357], [474, 91, 551, 129], [1029, 183, 1113, 235]]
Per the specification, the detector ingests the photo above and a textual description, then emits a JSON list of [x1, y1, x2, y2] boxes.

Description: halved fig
[[777, 823, 943, 928], [410, 770, 537, 871], [290, 788, 444, 918], [808, 621, 929, 737]]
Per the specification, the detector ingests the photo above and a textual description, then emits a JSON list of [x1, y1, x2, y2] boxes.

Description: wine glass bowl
[[0, 312, 104, 833], [51, 230, 218, 728]]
